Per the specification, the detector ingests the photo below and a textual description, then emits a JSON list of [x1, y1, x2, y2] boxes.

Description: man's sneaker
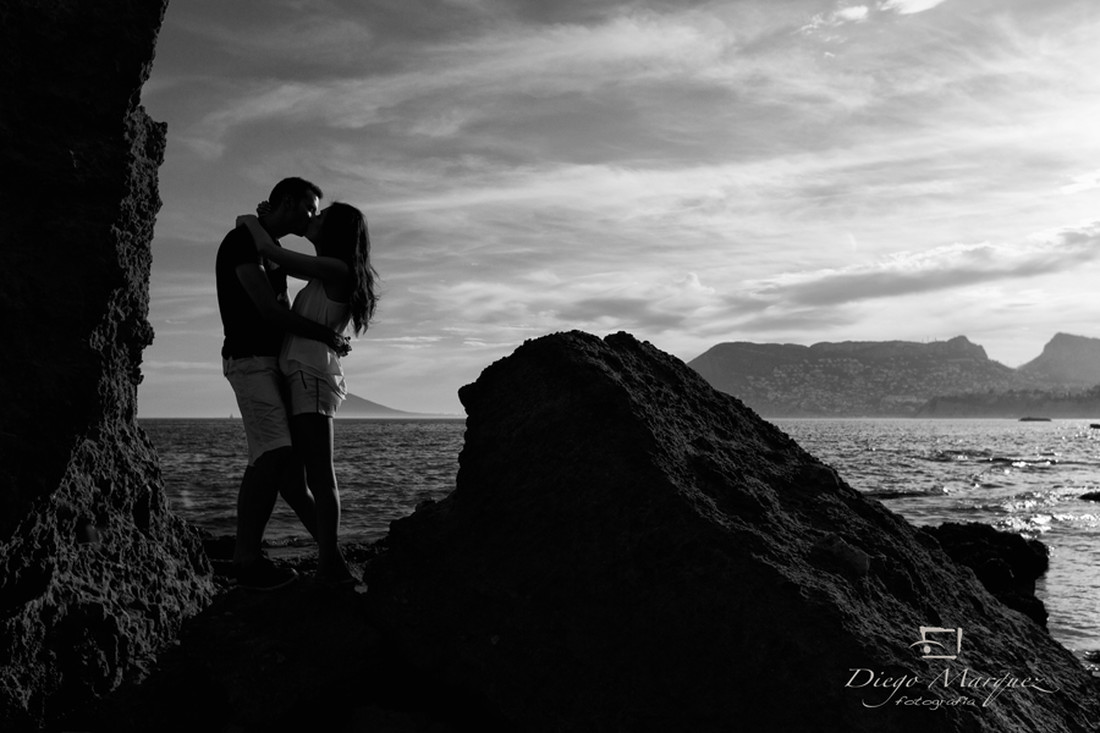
[[235, 558, 298, 591]]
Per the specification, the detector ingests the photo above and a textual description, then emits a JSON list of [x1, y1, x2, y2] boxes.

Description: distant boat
[[1090, 424, 1100, 430], [1018, 416, 1052, 422]]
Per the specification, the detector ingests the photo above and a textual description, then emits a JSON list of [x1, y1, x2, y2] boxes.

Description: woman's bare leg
[[290, 412, 348, 577]]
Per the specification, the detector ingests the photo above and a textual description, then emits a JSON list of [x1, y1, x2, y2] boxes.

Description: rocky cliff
[[0, 1, 214, 727], [689, 336, 1028, 416], [364, 331, 1100, 732]]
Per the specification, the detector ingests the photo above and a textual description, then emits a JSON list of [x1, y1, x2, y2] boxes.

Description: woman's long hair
[[317, 202, 378, 335]]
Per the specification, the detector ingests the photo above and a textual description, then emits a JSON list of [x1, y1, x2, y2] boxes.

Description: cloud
[[143, 360, 222, 372], [879, 0, 949, 15], [399, 266, 729, 348], [147, 267, 219, 326], [751, 222, 1100, 308], [802, 4, 870, 33], [163, 4, 379, 69], [803, 0, 949, 35], [1060, 169, 1100, 195], [182, 9, 803, 157], [369, 335, 446, 350], [725, 306, 861, 335], [837, 6, 871, 23]]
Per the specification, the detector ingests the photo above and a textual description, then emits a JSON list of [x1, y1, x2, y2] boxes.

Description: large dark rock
[[365, 331, 1100, 732], [0, 1, 214, 727]]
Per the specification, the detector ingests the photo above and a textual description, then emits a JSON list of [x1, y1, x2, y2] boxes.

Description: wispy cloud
[[803, 6, 859, 33], [805, 0, 949, 33], [1061, 170, 1100, 195], [144, 360, 222, 372], [880, 0, 950, 15], [188, 11, 750, 152], [751, 222, 1100, 308]]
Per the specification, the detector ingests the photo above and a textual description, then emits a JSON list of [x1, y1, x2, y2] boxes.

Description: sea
[[141, 416, 1100, 665]]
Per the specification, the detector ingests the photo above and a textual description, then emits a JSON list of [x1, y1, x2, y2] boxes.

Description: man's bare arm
[[236, 215, 348, 284]]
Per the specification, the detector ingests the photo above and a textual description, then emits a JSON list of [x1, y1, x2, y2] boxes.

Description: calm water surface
[[143, 418, 463, 544]]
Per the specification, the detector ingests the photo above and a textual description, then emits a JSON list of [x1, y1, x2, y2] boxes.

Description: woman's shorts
[[287, 370, 345, 418], [223, 356, 293, 466]]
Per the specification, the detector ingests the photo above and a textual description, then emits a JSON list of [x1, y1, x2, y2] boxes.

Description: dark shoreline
[[78, 536, 502, 733], [73, 515, 1064, 732]]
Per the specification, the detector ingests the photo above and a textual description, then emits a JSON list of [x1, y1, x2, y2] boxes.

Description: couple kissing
[[215, 176, 379, 591]]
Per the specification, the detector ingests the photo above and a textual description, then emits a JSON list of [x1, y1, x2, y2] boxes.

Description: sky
[[138, 0, 1100, 417]]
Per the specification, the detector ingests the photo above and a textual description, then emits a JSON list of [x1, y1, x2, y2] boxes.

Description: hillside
[[338, 393, 426, 418], [1017, 332, 1100, 386], [918, 385, 1100, 418], [688, 335, 1053, 417]]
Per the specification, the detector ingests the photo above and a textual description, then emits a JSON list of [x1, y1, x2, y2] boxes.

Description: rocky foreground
[[17, 331, 1100, 732], [39, 330, 1100, 732], [1, 1, 213, 728]]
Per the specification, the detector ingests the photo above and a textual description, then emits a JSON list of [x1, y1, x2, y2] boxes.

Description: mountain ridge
[[1017, 332, 1100, 386], [688, 333, 1100, 417], [338, 393, 460, 418]]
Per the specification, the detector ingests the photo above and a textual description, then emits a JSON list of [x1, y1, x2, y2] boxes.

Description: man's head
[[265, 177, 323, 237]]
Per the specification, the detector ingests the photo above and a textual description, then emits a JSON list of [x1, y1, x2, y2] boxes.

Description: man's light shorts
[[223, 356, 292, 466], [287, 370, 345, 418]]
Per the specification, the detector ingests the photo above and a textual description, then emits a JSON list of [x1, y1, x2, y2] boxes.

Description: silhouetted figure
[[236, 200, 378, 585]]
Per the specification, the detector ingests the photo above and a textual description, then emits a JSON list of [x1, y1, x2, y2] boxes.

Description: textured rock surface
[[925, 522, 1050, 627], [366, 331, 1100, 732], [0, 1, 214, 727], [86, 544, 507, 732]]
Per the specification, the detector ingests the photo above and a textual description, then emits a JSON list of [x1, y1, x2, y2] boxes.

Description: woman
[[236, 202, 378, 585]]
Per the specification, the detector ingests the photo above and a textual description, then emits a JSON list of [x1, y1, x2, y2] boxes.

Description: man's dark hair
[[268, 177, 323, 207]]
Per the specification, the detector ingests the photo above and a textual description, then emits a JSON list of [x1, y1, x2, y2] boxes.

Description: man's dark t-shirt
[[216, 226, 288, 358]]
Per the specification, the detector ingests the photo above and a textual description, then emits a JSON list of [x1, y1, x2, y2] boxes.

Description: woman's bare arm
[[236, 215, 348, 285]]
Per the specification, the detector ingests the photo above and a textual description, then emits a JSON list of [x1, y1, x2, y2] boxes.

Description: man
[[215, 177, 349, 590]]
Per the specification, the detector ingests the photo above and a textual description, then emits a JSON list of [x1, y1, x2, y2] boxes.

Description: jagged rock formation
[[924, 523, 1050, 627], [84, 544, 508, 732], [365, 331, 1100, 732], [1018, 332, 1100, 387], [0, 1, 214, 727], [688, 336, 1031, 416]]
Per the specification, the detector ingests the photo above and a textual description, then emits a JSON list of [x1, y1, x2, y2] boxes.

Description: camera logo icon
[[909, 626, 963, 660]]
